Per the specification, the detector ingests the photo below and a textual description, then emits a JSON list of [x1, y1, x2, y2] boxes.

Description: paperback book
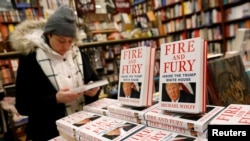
[[209, 104, 250, 125], [207, 54, 250, 106], [83, 98, 119, 116], [118, 46, 156, 107], [107, 101, 158, 119], [159, 37, 208, 113], [144, 104, 225, 132], [76, 116, 145, 141]]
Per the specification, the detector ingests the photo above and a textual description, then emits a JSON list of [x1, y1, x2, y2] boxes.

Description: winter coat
[[9, 19, 100, 140]]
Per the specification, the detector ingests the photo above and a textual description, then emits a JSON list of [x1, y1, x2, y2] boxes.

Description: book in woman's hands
[[70, 79, 109, 93]]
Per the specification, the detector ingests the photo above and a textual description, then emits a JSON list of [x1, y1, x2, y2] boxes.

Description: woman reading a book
[[162, 83, 195, 103], [9, 5, 101, 140]]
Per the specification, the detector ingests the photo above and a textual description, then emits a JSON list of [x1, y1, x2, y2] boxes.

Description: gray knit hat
[[44, 5, 77, 38]]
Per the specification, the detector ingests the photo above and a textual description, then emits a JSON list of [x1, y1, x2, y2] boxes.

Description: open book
[[70, 79, 109, 93]]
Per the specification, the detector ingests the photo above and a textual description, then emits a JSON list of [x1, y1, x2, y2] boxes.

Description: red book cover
[[209, 104, 250, 125], [83, 98, 119, 116], [122, 126, 173, 141], [159, 37, 208, 113], [77, 116, 145, 141], [107, 101, 158, 119], [118, 46, 156, 107], [144, 103, 225, 132], [146, 120, 207, 139]]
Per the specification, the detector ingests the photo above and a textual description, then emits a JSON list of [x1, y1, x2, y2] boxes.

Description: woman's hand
[[83, 81, 100, 97], [56, 88, 82, 103]]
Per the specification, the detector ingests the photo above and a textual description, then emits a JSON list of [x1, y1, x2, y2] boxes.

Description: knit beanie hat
[[44, 5, 77, 38]]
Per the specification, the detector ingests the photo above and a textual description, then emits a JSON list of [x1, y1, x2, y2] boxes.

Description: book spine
[[109, 112, 142, 124], [57, 126, 78, 140], [78, 131, 103, 141], [83, 106, 108, 116], [107, 105, 141, 118], [56, 122, 76, 133], [147, 120, 207, 139]]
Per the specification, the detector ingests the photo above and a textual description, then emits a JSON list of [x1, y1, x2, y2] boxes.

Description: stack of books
[[144, 103, 225, 139], [107, 101, 158, 124], [82, 98, 119, 116], [56, 110, 145, 141]]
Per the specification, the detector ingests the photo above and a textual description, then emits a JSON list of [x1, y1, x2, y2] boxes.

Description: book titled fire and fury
[[56, 111, 103, 137], [144, 103, 225, 132], [122, 126, 173, 141], [83, 98, 119, 116], [159, 37, 208, 113], [209, 104, 250, 125], [107, 101, 158, 120], [76, 116, 145, 141], [118, 46, 156, 107]]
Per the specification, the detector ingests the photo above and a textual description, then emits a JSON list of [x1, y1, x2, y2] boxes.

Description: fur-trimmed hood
[[9, 19, 48, 55], [9, 19, 80, 55]]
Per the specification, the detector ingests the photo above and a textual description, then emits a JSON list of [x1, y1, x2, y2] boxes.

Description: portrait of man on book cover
[[119, 82, 141, 98], [73, 115, 101, 127], [162, 83, 196, 103], [102, 122, 137, 139]]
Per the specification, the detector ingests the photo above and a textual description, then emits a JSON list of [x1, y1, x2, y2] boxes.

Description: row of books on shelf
[[51, 97, 250, 141]]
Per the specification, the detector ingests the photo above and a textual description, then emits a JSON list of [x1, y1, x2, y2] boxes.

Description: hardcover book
[[108, 112, 147, 125], [146, 120, 207, 139], [169, 133, 208, 141], [76, 116, 145, 141], [56, 110, 103, 135], [83, 98, 119, 116], [144, 104, 225, 132], [209, 104, 250, 125], [122, 126, 173, 141], [159, 37, 208, 113], [118, 46, 156, 107], [107, 101, 158, 120], [207, 54, 250, 106]]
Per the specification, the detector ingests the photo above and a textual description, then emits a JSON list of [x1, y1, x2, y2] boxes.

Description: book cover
[[144, 104, 225, 132], [83, 98, 119, 116], [207, 54, 250, 106], [55, 110, 103, 134], [169, 133, 208, 141], [122, 126, 173, 141], [76, 116, 145, 141], [107, 101, 158, 119], [108, 112, 147, 125], [209, 104, 250, 125], [118, 46, 156, 107], [159, 37, 208, 113], [146, 120, 207, 139]]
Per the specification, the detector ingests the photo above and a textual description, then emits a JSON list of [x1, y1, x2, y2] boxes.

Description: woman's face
[[48, 34, 74, 55]]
